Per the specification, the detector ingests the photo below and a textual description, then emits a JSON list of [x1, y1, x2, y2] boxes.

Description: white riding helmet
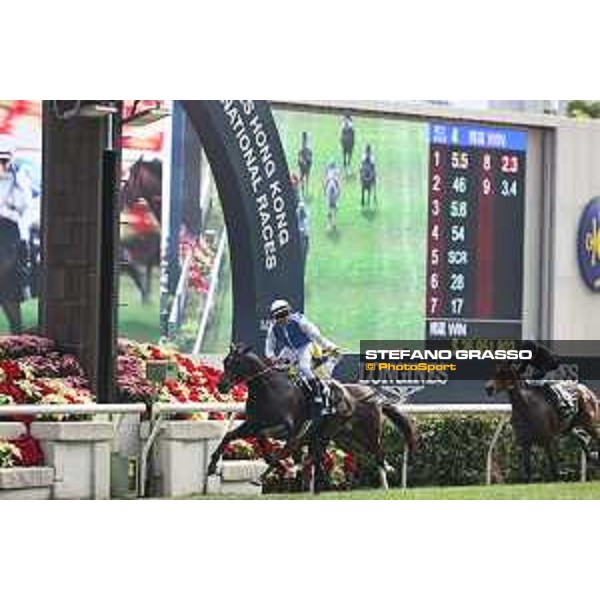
[[270, 299, 291, 319]]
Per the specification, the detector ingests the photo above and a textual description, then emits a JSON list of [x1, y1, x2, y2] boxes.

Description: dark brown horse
[[210, 344, 416, 493], [119, 158, 162, 303], [485, 362, 600, 482]]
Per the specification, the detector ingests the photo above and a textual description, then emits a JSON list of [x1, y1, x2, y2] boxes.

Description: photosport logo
[[577, 197, 600, 291], [358, 339, 535, 386]]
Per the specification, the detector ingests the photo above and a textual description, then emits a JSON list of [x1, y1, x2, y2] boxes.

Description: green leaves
[[353, 414, 592, 488]]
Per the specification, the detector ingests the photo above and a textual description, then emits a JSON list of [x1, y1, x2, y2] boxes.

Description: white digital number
[[450, 200, 468, 218], [451, 225, 465, 242], [452, 176, 468, 194], [450, 273, 465, 292], [501, 179, 518, 197], [451, 151, 469, 170], [450, 297, 464, 315]]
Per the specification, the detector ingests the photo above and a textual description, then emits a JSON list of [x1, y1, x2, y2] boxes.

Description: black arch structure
[[41, 100, 303, 402], [180, 100, 304, 350]]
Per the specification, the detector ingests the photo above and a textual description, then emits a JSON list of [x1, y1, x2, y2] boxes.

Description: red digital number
[[501, 155, 519, 174]]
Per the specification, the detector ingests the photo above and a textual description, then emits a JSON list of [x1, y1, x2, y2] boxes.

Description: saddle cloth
[[295, 377, 352, 418], [526, 380, 578, 423]]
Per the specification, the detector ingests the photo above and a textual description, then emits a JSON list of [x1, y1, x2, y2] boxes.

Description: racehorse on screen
[[119, 157, 162, 303]]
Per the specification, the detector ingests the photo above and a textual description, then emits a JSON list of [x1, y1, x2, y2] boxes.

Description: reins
[[236, 364, 276, 386]]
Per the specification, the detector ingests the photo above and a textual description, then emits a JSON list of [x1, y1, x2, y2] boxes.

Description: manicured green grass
[[193, 480, 600, 500], [117, 272, 160, 342], [0, 298, 39, 334], [277, 110, 429, 351]]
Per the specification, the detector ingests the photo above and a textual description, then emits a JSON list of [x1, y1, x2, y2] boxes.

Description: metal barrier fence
[[0, 404, 147, 417]]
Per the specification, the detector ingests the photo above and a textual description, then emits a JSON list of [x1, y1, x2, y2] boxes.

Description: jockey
[[0, 135, 36, 239], [0, 135, 32, 333], [298, 132, 313, 173], [362, 144, 375, 167], [517, 340, 573, 421], [265, 299, 338, 416], [341, 114, 354, 134], [324, 161, 341, 188], [517, 340, 560, 381]]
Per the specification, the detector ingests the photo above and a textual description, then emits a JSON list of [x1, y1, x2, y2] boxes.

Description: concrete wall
[[550, 119, 600, 340]]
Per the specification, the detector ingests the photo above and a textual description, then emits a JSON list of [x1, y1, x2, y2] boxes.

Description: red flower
[[344, 453, 357, 474], [0, 359, 24, 381], [323, 452, 334, 473], [150, 346, 165, 360], [10, 435, 44, 467], [0, 381, 26, 403], [231, 384, 248, 401]]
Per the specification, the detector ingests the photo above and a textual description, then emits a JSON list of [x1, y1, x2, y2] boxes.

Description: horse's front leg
[[254, 424, 302, 484], [207, 420, 257, 476], [544, 443, 559, 481], [309, 433, 331, 495]]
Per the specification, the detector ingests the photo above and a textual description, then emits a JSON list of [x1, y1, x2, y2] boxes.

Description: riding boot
[[321, 383, 333, 416], [307, 377, 325, 421]]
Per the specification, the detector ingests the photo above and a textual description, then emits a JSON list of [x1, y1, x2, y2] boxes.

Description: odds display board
[[266, 109, 531, 353], [426, 123, 527, 340]]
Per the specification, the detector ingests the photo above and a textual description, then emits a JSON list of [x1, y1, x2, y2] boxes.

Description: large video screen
[[272, 109, 527, 350], [178, 107, 529, 354]]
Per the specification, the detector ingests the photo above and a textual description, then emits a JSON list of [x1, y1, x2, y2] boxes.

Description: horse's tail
[[577, 383, 600, 424], [577, 383, 600, 422], [381, 403, 417, 453]]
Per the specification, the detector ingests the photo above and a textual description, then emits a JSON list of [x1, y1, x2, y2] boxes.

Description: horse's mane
[[140, 159, 162, 179], [244, 350, 266, 369]]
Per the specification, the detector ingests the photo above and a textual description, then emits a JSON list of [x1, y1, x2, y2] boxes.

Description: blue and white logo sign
[[577, 197, 600, 291]]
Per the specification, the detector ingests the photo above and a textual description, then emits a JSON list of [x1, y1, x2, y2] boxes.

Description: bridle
[[224, 361, 275, 388], [494, 365, 521, 392]]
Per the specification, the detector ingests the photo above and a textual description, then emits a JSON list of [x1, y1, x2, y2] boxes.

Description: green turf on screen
[[275, 110, 429, 351]]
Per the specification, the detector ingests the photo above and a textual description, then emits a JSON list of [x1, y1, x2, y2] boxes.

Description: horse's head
[[484, 361, 519, 397], [217, 343, 259, 394], [120, 158, 162, 211]]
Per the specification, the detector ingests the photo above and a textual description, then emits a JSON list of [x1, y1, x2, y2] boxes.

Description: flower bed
[[118, 339, 358, 493], [223, 437, 358, 493], [117, 339, 247, 417], [0, 440, 20, 468], [0, 335, 95, 418], [0, 436, 44, 468]]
